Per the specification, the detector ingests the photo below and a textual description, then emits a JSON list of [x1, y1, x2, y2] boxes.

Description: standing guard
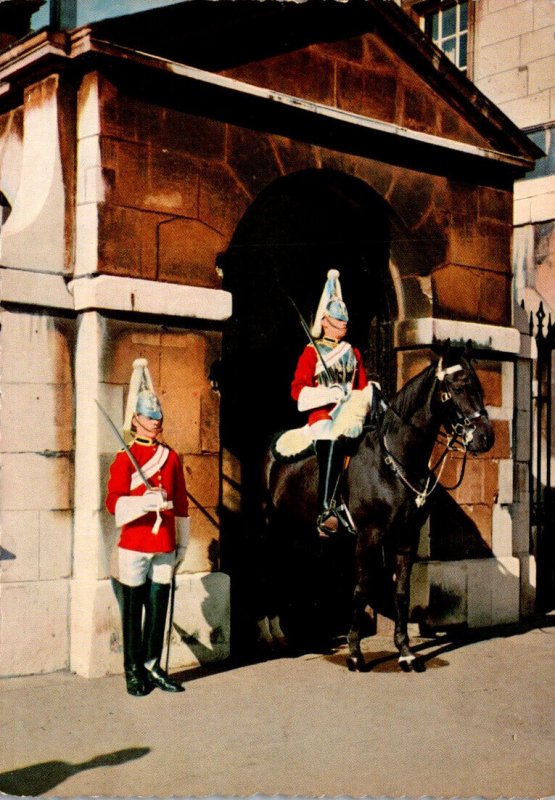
[[291, 270, 371, 536], [106, 358, 190, 696]]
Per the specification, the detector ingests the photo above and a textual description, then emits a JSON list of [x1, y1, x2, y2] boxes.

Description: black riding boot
[[121, 584, 150, 697], [315, 439, 345, 536], [143, 581, 184, 692]]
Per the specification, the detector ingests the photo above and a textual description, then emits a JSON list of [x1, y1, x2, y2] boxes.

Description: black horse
[[260, 346, 494, 671]]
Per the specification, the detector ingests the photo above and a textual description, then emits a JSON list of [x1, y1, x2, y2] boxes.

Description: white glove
[[174, 517, 191, 568], [114, 490, 173, 527], [298, 384, 345, 412], [141, 489, 173, 514]]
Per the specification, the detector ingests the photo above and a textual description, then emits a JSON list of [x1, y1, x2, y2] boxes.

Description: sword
[[287, 294, 333, 384], [95, 399, 165, 533]]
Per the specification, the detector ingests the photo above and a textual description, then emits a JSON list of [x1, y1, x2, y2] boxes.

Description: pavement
[[1, 613, 554, 800]]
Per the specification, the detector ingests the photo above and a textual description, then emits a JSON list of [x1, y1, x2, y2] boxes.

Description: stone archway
[[218, 168, 396, 653]]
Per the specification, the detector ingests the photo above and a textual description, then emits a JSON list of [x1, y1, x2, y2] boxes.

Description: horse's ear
[[432, 338, 451, 358]]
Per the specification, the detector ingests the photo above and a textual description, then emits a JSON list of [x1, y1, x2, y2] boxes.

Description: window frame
[[401, 0, 475, 79]]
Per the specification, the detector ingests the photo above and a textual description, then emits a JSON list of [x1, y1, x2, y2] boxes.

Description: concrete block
[[509, 499, 531, 554], [1, 383, 73, 453], [533, 1, 555, 29], [497, 460, 513, 505], [409, 560, 430, 620], [1, 453, 72, 511], [70, 572, 230, 678], [530, 191, 555, 223], [39, 510, 72, 580], [0, 580, 69, 676], [477, 2, 534, 48], [491, 504, 513, 556], [474, 38, 521, 81], [467, 558, 494, 628], [500, 91, 551, 128], [520, 25, 555, 68], [477, 68, 528, 105], [491, 556, 521, 624], [0, 310, 72, 384], [518, 554, 536, 617], [0, 510, 39, 582], [74, 202, 99, 276], [70, 578, 123, 678], [167, 571, 231, 669], [180, 507, 219, 574]]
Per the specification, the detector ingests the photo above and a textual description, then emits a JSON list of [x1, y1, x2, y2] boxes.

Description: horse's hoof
[[412, 657, 426, 673], [346, 655, 365, 672], [398, 654, 416, 672]]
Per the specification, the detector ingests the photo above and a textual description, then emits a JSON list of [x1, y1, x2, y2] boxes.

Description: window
[[523, 125, 555, 180], [401, 0, 471, 76], [423, 1, 469, 73]]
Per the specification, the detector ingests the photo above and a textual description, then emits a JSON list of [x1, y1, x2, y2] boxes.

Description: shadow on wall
[[0, 748, 150, 797], [428, 487, 493, 561]]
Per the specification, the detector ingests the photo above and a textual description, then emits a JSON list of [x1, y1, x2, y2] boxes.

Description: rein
[[378, 362, 478, 508]]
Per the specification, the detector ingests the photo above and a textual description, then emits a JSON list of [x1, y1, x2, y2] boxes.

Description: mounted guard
[[290, 269, 378, 537]]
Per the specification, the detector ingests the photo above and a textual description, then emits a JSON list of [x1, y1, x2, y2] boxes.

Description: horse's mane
[[380, 363, 438, 436]]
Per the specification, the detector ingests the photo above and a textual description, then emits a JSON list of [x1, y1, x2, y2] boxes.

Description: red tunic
[[291, 341, 368, 425], [106, 437, 189, 553]]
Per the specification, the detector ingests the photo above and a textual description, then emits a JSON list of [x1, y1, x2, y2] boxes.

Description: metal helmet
[[311, 269, 348, 337], [123, 358, 163, 439]]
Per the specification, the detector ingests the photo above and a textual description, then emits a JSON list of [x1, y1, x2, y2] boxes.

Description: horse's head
[[435, 347, 494, 453]]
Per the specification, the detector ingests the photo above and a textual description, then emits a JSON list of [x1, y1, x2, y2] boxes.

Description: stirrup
[[317, 509, 339, 537]]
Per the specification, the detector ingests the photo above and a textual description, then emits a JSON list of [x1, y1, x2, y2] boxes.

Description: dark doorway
[[217, 169, 396, 656]]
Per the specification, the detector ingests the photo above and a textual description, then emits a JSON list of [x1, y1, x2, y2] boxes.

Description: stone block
[[75, 201, 99, 276], [70, 577, 124, 678], [477, 2, 534, 48], [490, 556, 521, 624], [0, 310, 72, 385], [1, 383, 73, 454], [98, 204, 161, 280], [477, 67, 528, 105], [431, 265, 510, 326], [489, 419, 512, 459], [409, 560, 431, 619], [426, 560, 467, 626], [491, 504, 513, 557], [180, 507, 220, 574], [533, 1, 555, 29], [184, 454, 220, 509], [167, 571, 230, 669], [500, 91, 551, 128], [530, 190, 555, 223], [518, 554, 536, 618], [198, 163, 250, 242], [520, 25, 555, 68], [77, 72, 100, 139], [497, 459, 513, 505], [227, 126, 282, 200], [0, 580, 69, 676], [70, 572, 230, 678], [462, 504, 493, 550], [509, 499, 531, 554], [467, 558, 494, 628], [39, 510, 72, 580], [476, 361, 503, 408], [474, 38, 521, 81], [77, 136, 102, 204], [200, 388, 221, 455], [0, 510, 40, 582], [158, 217, 226, 288], [514, 411, 531, 462], [2, 453, 72, 511]]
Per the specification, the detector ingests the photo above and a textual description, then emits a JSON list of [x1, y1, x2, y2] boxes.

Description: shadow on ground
[[0, 747, 150, 797], [173, 611, 555, 681]]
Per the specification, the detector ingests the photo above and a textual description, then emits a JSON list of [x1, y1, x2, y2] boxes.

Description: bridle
[[381, 360, 485, 508]]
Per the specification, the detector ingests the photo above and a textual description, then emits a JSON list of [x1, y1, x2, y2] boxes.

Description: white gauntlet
[[114, 490, 173, 527], [298, 384, 345, 412], [175, 516, 191, 567]]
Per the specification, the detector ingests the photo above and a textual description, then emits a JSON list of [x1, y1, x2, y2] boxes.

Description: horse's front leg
[[393, 551, 425, 672], [346, 579, 368, 672]]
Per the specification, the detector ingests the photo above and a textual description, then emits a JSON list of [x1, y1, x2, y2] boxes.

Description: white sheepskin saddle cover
[[274, 386, 375, 459]]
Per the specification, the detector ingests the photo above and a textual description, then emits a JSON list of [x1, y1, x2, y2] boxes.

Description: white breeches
[[118, 548, 176, 587]]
